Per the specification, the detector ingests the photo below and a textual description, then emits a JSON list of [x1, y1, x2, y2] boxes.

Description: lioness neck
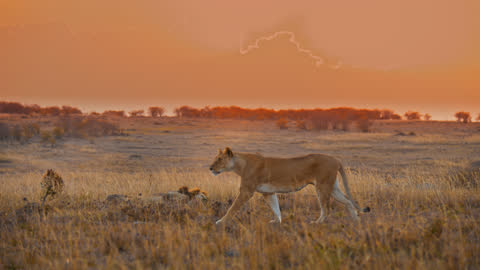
[[232, 153, 247, 176], [232, 152, 263, 178]]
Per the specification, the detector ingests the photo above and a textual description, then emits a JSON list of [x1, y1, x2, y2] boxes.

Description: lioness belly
[[256, 183, 309, 193]]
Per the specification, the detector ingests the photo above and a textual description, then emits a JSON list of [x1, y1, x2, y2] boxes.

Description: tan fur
[[210, 147, 366, 225], [177, 186, 208, 200], [40, 169, 64, 206]]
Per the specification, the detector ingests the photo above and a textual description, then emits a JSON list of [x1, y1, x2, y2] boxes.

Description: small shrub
[[450, 167, 480, 188], [129, 110, 145, 117], [56, 116, 121, 138], [295, 120, 307, 130], [102, 110, 125, 118], [30, 123, 40, 135], [0, 122, 10, 140], [310, 119, 329, 131], [404, 111, 422, 120], [53, 127, 65, 139], [340, 120, 351, 131], [22, 125, 34, 141], [276, 118, 288, 130], [357, 119, 373, 133], [11, 125, 22, 141], [41, 131, 54, 145], [423, 113, 432, 121]]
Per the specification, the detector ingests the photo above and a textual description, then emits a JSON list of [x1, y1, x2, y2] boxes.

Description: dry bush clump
[[0, 122, 10, 140], [455, 111, 472, 123], [295, 120, 307, 130], [41, 131, 56, 146], [449, 162, 480, 188], [356, 119, 373, 132], [404, 111, 422, 120], [0, 123, 42, 142], [276, 118, 288, 130], [310, 118, 329, 131], [56, 116, 121, 138], [149, 106, 165, 117], [40, 169, 64, 205], [129, 110, 145, 117], [52, 126, 64, 139]]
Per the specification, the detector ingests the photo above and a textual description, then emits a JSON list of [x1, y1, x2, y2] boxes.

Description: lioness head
[[209, 147, 234, 175]]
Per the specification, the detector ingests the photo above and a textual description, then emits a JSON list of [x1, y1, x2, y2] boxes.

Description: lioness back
[[243, 153, 341, 189]]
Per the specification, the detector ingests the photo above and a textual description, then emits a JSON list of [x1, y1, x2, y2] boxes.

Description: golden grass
[[1, 117, 479, 269], [1, 168, 479, 269]]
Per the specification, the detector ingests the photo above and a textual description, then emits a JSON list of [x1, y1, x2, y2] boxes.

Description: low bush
[[56, 116, 121, 138], [357, 119, 373, 133], [295, 120, 307, 130], [53, 127, 65, 139], [0, 122, 9, 140], [276, 118, 288, 130]]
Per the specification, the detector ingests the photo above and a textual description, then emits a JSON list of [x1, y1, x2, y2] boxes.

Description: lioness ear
[[225, 147, 233, 157], [218, 148, 223, 154]]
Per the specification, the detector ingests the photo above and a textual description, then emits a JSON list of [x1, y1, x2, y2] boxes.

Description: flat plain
[[1, 116, 479, 269]]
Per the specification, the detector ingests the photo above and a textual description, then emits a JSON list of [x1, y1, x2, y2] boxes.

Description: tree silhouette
[[423, 113, 432, 121], [129, 110, 145, 117], [454, 111, 471, 123], [149, 107, 165, 117], [102, 110, 125, 117], [404, 111, 422, 120]]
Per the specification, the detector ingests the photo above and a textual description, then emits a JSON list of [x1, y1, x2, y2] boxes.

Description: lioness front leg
[[216, 189, 253, 225]]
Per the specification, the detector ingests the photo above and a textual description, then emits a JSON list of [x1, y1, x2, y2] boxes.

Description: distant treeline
[[0, 101, 82, 116], [174, 106, 402, 121], [2, 100, 479, 123]]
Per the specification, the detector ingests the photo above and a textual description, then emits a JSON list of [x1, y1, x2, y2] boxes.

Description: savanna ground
[[1, 116, 480, 269]]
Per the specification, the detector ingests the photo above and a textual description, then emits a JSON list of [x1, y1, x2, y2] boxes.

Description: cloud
[[240, 31, 342, 69]]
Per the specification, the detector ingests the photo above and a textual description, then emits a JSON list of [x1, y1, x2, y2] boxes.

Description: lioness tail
[[339, 165, 370, 213]]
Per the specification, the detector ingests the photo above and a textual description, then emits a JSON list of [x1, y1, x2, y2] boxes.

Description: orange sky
[[1, 0, 479, 119]]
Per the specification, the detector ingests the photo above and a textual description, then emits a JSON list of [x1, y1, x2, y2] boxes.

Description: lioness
[[210, 147, 369, 225]]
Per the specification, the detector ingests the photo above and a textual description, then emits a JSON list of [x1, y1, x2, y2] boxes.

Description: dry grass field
[[1, 116, 480, 269]]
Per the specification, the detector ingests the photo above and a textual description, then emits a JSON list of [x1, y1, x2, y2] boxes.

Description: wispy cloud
[[240, 31, 341, 69]]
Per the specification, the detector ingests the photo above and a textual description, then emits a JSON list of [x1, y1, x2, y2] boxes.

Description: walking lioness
[[210, 147, 370, 225]]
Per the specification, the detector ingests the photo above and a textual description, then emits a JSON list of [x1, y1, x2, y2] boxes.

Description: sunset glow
[[1, 0, 479, 119]]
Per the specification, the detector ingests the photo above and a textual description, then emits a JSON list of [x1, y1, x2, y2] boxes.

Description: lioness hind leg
[[332, 181, 359, 221], [263, 193, 281, 223], [313, 186, 330, 223]]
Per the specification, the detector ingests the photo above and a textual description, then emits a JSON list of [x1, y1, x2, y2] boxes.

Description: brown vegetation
[[149, 106, 165, 117], [0, 122, 41, 143], [455, 111, 472, 123], [404, 111, 422, 120], [174, 106, 396, 121], [380, 109, 402, 120], [102, 110, 126, 118], [0, 101, 83, 116], [356, 119, 373, 132], [276, 118, 288, 129], [295, 120, 307, 130], [1, 117, 480, 269], [56, 116, 121, 138], [129, 110, 145, 117]]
